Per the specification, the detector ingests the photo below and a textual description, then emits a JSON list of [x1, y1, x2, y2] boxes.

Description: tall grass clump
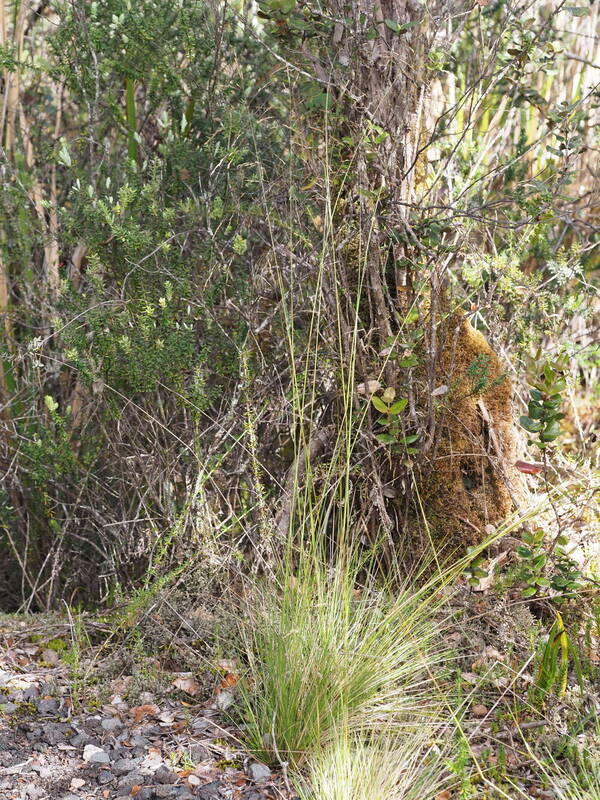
[[297, 727, 448, 800], [236, 536, 451, 770]]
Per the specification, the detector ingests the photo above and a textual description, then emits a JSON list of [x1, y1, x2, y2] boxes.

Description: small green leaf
[[383, 18, 400, 32], [528, 404, 544, 419], [371, 396, 389, 414], [520, 415, 543, 433], [398, 355, 418, 368], [376, 433, 396, 444], [540, 422, 561, 442], [471, 568, 488, 578], [388, 398, 408, 415], [44, 395, 59, 413], [399, 434, 420, 445], [522, 586, 537, 598]]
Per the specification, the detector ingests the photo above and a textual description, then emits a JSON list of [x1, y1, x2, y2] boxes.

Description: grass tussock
[[297, 728, 448, 800], [237, 540, 451, 770]]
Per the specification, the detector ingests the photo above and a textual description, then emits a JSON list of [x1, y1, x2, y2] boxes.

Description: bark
[[284, 1, 447, 543], [271, 2, 517, 555]]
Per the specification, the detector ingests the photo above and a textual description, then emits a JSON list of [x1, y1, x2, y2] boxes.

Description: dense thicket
[[0, 0, 598, 610]]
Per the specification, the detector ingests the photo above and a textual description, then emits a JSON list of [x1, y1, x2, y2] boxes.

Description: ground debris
[[0, 623, 296, 800]]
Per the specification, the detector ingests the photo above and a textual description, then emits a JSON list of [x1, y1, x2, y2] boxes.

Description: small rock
[[70, 779, 86, 790], [97, 770, 114, 785], [138, 724, 161, 737], [135, 789, 155, 800], [0, 702, 17, 714], [37, 698, 60, 715], [83, 715, 103, 731], [42, 723, 70, 745], [101, 716, 123, 733], [83, 744, 111, 764], [154, 766, 177, 785], [154, 788, 179, 799], [471, 703, 489, 717], [214, 688, 235, 711], [187, 743, 209, 763], [248, 761, 271, 782], [117, 770, 145, 789], [32, 765, 53, 779], [196, 782, 222, 799], [24, 784, 46, 799], [112, 757, 140, 776], [70, 732, 94, 748], [41, 648, 61, 665], [130, 734, 149, 748], [108, 744, 130, 758]]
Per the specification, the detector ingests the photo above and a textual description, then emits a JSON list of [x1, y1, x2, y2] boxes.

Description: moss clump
[[416, 304, 519, 553]]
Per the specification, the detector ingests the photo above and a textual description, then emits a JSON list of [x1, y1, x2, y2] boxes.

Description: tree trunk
[[268, 0, 518, 555]]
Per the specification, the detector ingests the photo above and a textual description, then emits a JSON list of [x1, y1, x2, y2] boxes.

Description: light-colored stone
[[248, 761, 271, 782], [82, 744, 110, 764]]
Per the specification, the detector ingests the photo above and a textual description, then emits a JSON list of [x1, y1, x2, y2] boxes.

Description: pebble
[[42, 722, 70, 745], [0, 702, 17, 714], [37, 698, 60, 715], [70, 731, 94, 748], [83, 714, 103, 731], [154, 787, 178, 798], [97, 769, 114, 785], [154, 765, 177, 784], [117, 770, 145, 789], [112, 757, 140, 775], [32, 765, 53, 778], [197, 780, 223, 799], [101, 716, 123, 732], [24, 785, 45, 799], [248, 761, 271, 782], [187, 742, 209, 763], [82, 744, 110, 764], [135, 789, 155, 800]]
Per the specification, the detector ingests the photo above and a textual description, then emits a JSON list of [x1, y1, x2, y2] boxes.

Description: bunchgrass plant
[[236, 535, 450, 769], [296, 727, 448, 800]]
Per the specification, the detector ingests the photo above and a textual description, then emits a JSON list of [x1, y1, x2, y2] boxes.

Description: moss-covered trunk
[[267, 0, 518, 554]]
